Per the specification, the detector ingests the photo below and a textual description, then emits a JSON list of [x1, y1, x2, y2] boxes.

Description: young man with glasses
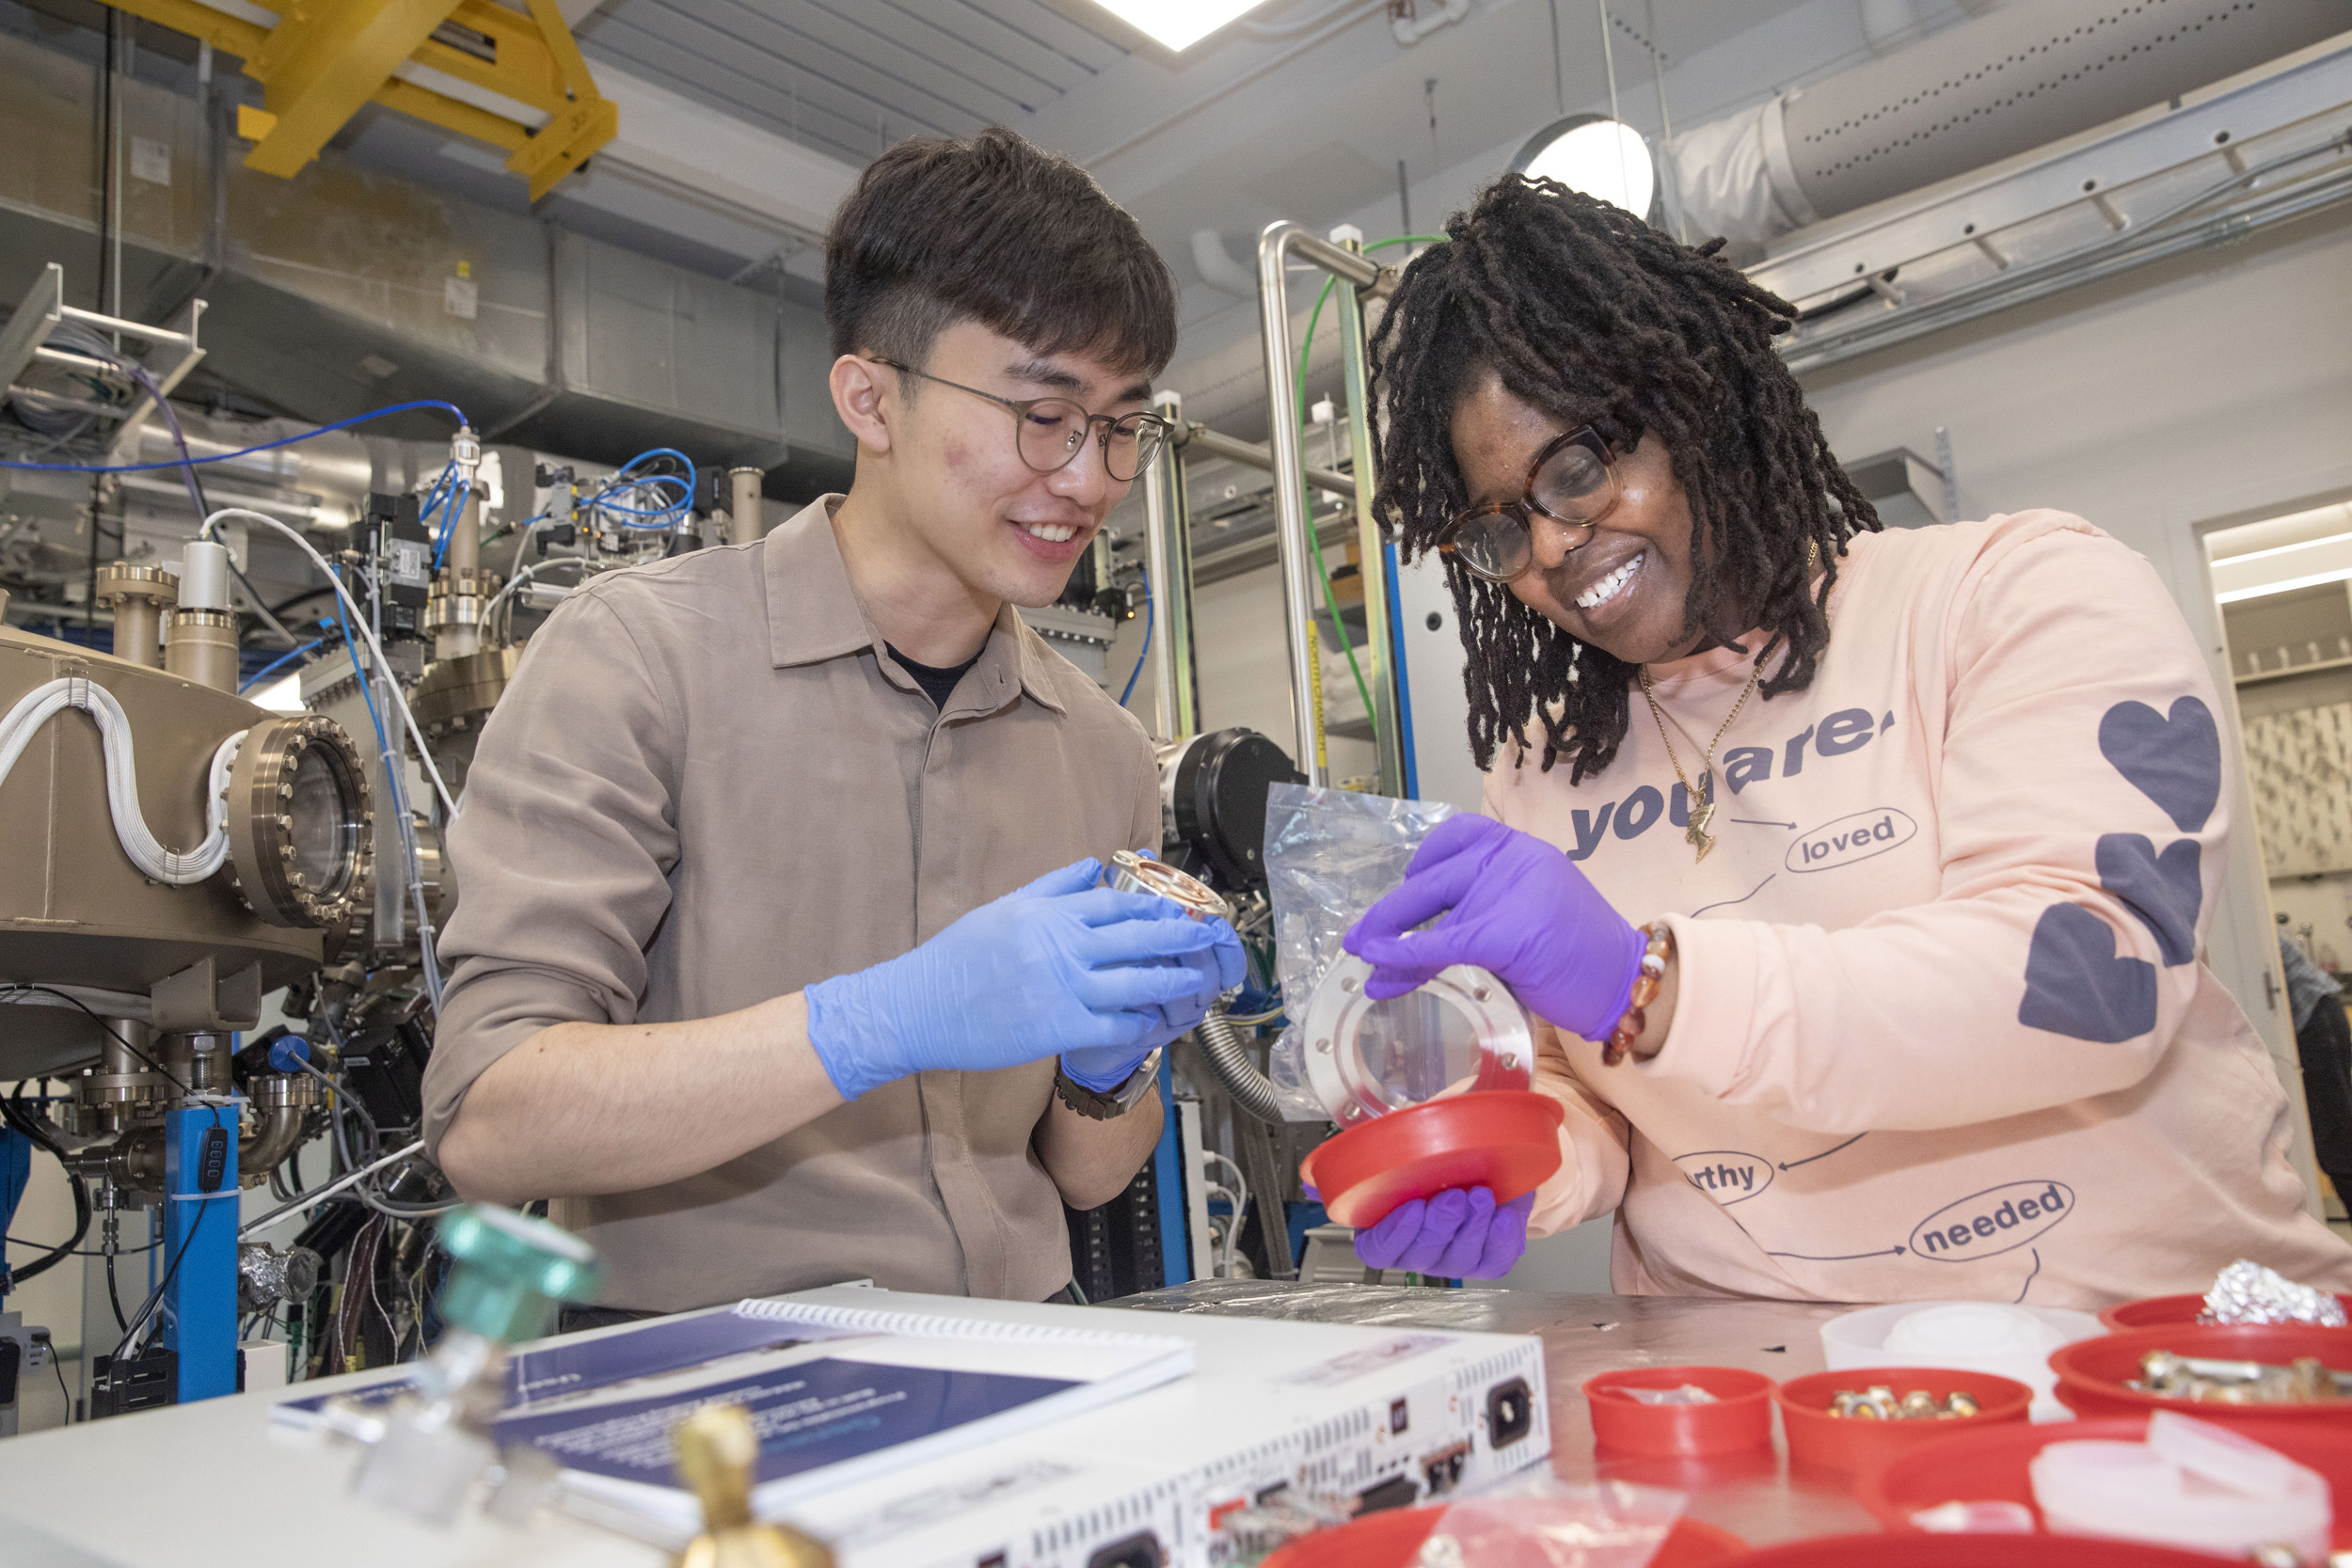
[[421, 129, 1240, 1321]]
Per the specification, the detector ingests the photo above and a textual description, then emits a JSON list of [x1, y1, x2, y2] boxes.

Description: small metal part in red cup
[[1583, 1366, 1775, 1457], [1773, 1367, 2032, 1474], [1255, 1506, 1747, 1568], [2096, 1291, 2352, 1332], [1297, 1090, 1565, 1229], [2049, 1324, 2352, 1427], [1855, 1414, 2352, 1553]]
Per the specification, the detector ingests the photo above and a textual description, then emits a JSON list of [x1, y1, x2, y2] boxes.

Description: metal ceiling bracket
[[1757, 35, 2352, 372], [0, 263, 65, 392], [98, 0, 617, 199]]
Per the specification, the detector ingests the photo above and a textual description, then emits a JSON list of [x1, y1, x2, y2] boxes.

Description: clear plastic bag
[[1414, 1479, 1688, 1568], [1262, 783, 1456, 1121]]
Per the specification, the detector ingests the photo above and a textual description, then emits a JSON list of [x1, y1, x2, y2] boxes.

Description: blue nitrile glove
[[1343, 814, 1645, 1040], [1354, 1186, 1533, 1279], [804, 858, 1229, 1101], [1061, 916, 1248, 1091]]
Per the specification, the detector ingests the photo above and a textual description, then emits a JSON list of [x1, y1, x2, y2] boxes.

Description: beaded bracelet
[[1600, 921, 1675, 1067]]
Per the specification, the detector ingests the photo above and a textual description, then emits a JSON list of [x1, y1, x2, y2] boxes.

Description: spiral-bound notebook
[[286, 1295, 1192, 1530]]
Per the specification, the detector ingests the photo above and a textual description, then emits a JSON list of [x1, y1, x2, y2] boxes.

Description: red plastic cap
[[1724, 1532, 2235, 1566], [1583, 1365, 1776, 1457], [1298, 1090, 1565, 1229], [2050, 1323, 2352, 1429], [1856, 1414, 2352, 1554], [2097, 1292, 2352, 1332], [1257, 1508, 1745, 1568], [1775, 1367, 2033, 1475]]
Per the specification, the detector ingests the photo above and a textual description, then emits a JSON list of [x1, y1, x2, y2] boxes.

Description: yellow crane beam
[[98, 0, 614, 201]]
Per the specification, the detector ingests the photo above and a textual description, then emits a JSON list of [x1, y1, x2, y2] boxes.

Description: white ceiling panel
[[576, 0, 1132, 167]]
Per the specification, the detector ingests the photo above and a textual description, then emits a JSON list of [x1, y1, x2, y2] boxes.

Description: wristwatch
[[1053, 1048, 1163, 1120]]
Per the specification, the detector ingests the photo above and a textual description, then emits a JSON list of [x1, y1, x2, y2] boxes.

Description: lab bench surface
[[1116, 1279, 1881, 1547], [0, 1285, 1876, 1565]]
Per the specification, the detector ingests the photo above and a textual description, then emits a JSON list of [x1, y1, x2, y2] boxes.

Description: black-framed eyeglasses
[[1437, 425, 1620, 582], [872, 358, 1172, 483]]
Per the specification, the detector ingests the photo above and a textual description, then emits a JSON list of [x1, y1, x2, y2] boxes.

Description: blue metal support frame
[[1384, 539, 1420, 800], [1150, 1054, 1191, 1288], [161, 1104, 239, 1402]]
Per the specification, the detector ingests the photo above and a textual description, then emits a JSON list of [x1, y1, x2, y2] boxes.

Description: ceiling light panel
[[1090, 1, 1269, 52]]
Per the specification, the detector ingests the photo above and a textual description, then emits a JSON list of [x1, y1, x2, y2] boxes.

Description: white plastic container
[[1819, 1301, 2103, 1421], [2028, 1420, 2331, 1562]]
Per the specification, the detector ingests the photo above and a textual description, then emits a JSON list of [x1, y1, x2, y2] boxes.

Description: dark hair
[[825, 127, 1177, 379], [1369, 176, 1878, 783]]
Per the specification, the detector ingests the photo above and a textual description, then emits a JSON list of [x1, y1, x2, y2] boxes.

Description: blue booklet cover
[[275, 1306, 832, 1419], [491, 1358, 1078, 1490]]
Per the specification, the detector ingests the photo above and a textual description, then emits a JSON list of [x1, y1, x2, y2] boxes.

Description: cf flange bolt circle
[[1105, 848, 1233, 924], [223, 714, 373, 928]]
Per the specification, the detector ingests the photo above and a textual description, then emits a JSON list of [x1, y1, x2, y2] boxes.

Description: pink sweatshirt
[[1489, 512, 2352, 1308]]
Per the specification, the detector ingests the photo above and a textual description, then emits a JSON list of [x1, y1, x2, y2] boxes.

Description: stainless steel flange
[[1105, 848, 1233, 924], [1301, 951, 1534, 1126]]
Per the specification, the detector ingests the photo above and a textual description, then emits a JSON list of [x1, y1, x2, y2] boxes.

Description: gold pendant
[[1685, 788, 1717, 863]]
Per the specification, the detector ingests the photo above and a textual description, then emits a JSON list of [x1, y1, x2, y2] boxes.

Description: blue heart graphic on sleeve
[[2098, 697, 2220, 833], [2018, 902, 2157, 1043], [2094, 833, 2201, 967]]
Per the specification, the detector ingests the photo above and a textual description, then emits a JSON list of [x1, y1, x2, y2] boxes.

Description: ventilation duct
[[0, 29, 852, 497], [1675, 0, 2352, 250]]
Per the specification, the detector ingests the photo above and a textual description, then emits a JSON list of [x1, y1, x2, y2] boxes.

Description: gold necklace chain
[[1639, 659, 1762, 863]]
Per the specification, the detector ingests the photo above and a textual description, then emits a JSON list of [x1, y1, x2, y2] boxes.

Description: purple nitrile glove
[[1343, 815, 1646, 1041], [1354, 1186, 1533, 1279]]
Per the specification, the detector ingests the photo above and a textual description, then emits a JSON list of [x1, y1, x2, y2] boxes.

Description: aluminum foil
[[2196, 1258, 2349, 1327]]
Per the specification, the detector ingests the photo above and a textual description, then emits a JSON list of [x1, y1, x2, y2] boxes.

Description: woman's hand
[[1353, 1186, 1533, 1279], [1344, 815, 1645, 1041]]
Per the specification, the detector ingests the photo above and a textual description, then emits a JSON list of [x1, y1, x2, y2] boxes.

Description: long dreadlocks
[[1369, 176, 1879, 784]]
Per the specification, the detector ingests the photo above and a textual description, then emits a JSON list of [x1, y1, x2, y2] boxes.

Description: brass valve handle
[[672, 1403, 834, 1568]]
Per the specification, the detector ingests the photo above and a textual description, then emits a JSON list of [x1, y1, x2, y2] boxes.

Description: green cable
[[1294, 235, 1447, 755]]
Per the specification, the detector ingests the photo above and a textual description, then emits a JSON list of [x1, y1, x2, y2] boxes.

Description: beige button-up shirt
[[422, 499, 1160, 1311]]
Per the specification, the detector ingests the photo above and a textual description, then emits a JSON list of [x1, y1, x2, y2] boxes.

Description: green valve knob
[[434, 1204, 602, 1344]]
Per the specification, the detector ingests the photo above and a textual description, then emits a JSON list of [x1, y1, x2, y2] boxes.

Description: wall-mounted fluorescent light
[[1089, 1, 1268, 51], [2209, 530, 2352, 569], [2216, 565, 2352, 605]]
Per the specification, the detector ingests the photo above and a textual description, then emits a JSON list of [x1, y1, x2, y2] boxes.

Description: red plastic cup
[[1583, 1366, 1776, 1457], [1719, 1533, 2234, 1566], [1298, 1090, 1565, 1229], [1257, 1507, 1746, 1568], [2049, 1324, 2352, 1428], [1773, 1366, 2032, 1473], [1855, 1414, 2352, 1551], [2097, 1291, 2352, 1332]]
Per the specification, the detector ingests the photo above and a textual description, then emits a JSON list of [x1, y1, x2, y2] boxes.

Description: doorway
[[2207, 499, 2352, 1234]]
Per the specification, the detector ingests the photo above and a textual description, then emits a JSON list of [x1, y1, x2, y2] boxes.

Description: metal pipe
[[1333, 230, 1406, 796], [1256, 222, 1379, 787], [166, 609, 239, 691], [729, 467, 767, 545], [1178, 424, 1356, 499], [446, 489, 481, 577], [103, 1019, 151, 1078], [1197, 1004, 1284, 1125], [1139, 390, 1200, 740], [236, 1099, 309, 1176]]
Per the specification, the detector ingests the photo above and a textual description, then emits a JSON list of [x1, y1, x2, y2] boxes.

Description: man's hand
[[804, 859, 1226, 1101], [1060, 917, 1246, 1091]]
